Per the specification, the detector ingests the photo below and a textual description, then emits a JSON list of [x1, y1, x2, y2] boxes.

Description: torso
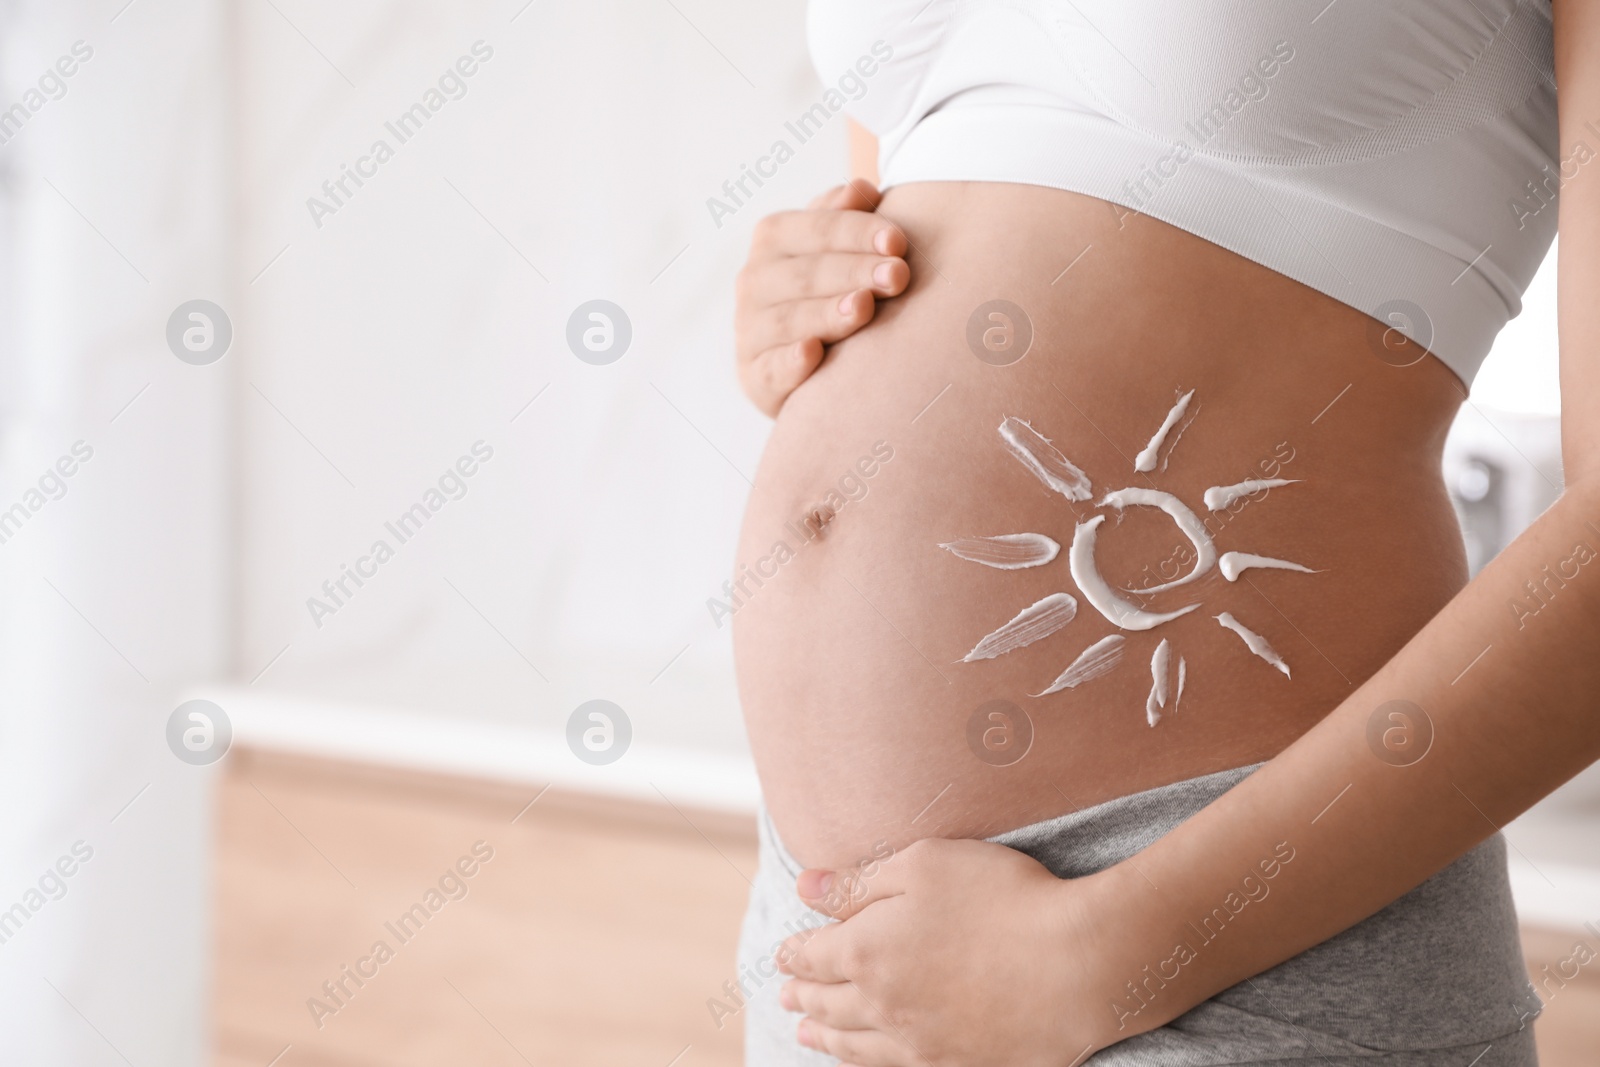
[[733, 182, 1468, 870]]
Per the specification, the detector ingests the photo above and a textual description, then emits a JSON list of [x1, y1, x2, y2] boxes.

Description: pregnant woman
[[730, 2, 1600, 1064]]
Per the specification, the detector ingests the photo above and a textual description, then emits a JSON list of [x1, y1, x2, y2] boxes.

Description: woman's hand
[[735, 180, 909, 417], [776, 838, 1126, 1067]]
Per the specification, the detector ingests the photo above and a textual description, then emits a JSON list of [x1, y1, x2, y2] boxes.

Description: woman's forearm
[[1083, 479, 1600, 1041]]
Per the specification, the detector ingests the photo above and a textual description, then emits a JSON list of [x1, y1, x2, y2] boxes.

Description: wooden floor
[[1517, 926, 1600, 1065], [214, 750, 756, 1067], [214, 749, 1600, 1066]]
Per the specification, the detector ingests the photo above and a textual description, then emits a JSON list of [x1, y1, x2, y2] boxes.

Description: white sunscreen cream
[[1176, 656, 1187, 707], [1070, 515, 1199, 630], [999, 416, 1093, 502], [1099, 487, 1217, 593], [1215, 611, 1291, 678], [1203, 478, 1298, 511], [962, 592, 1078, 662], [1134, 389, 1195, 473], [1219, 551, 1318, 582], [940, 533, 1060, 570], [1033, 634, 1125, 696], [1146, 638, 1171, 726]]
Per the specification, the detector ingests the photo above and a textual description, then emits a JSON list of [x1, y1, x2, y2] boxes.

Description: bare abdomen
[[733, 182, 1467, 870]]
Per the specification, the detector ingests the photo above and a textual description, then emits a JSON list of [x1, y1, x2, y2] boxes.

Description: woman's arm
[[776, 4, 1600, 1062], [1068, 0, 1600, 1036], [1085, 0, 1600, 1026], [1068, 490, 1600, 1039]]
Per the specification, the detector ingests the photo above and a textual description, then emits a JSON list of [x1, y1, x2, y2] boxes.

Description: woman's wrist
[[1047, 860, 1193, 1054]]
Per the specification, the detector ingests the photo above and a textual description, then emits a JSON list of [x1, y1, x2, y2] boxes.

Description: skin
[[736, 3, 1600, 1064], [735, 181, 909, 417], [736, 175, 1471, 870]]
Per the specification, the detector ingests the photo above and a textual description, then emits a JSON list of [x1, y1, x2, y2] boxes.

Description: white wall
[[1471, 234, 1561, 418], [0, 0, 233, 1061], [235, 0, 839, 758]]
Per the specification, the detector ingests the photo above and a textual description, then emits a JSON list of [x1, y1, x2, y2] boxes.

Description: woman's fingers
[[780, 978, 882, 1031], [739, 251, 908, 306], [799, 1019, 914, 1066], [733, 181, 910, 415], [796, 842, 920, 920], [751, 207, 906, 260], [740, 338, 827, 417], [778, 920, 857, 982], [828, 289, 876, 339], [739, 288, 877, 363], [734, 283, 886, 414]]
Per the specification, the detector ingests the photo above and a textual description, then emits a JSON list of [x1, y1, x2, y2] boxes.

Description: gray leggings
[[736, 764, 1542, 1065]]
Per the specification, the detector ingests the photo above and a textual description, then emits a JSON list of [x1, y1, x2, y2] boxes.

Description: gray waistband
[[738, 764, 1542, 1066], [757, 763, 1265, 883]]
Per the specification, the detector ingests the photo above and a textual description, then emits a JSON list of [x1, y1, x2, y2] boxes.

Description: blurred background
[[0, 1, 1593, 1064]]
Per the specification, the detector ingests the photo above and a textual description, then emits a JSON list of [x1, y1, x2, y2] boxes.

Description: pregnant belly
[[733, 182, 1468, 870]]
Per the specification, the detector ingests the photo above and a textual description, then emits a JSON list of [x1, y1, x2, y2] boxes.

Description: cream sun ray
[[940, 532, 1060, 570], [1134, 389, 1195, 472], [1215, 611, 1291, 677], [962, 593, 1078, 662], [1203, 478, 1298, 511], [1157, 410, 1196, 473], [1032, 634, 1126, 696], [998, 416, 1093, 502], [1146, 638, 1171, 726], [1219, 551, 1318, 581]]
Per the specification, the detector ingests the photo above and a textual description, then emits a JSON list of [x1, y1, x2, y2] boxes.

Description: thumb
[[796, 867, 835, 901], [796, 860, 903, 920]]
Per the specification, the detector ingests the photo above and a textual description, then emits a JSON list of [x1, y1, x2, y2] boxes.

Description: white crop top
[[807, 0, 1562, 386]]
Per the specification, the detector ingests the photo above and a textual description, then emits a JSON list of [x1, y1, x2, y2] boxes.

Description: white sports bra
[[807, 0, 1561, 386]]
